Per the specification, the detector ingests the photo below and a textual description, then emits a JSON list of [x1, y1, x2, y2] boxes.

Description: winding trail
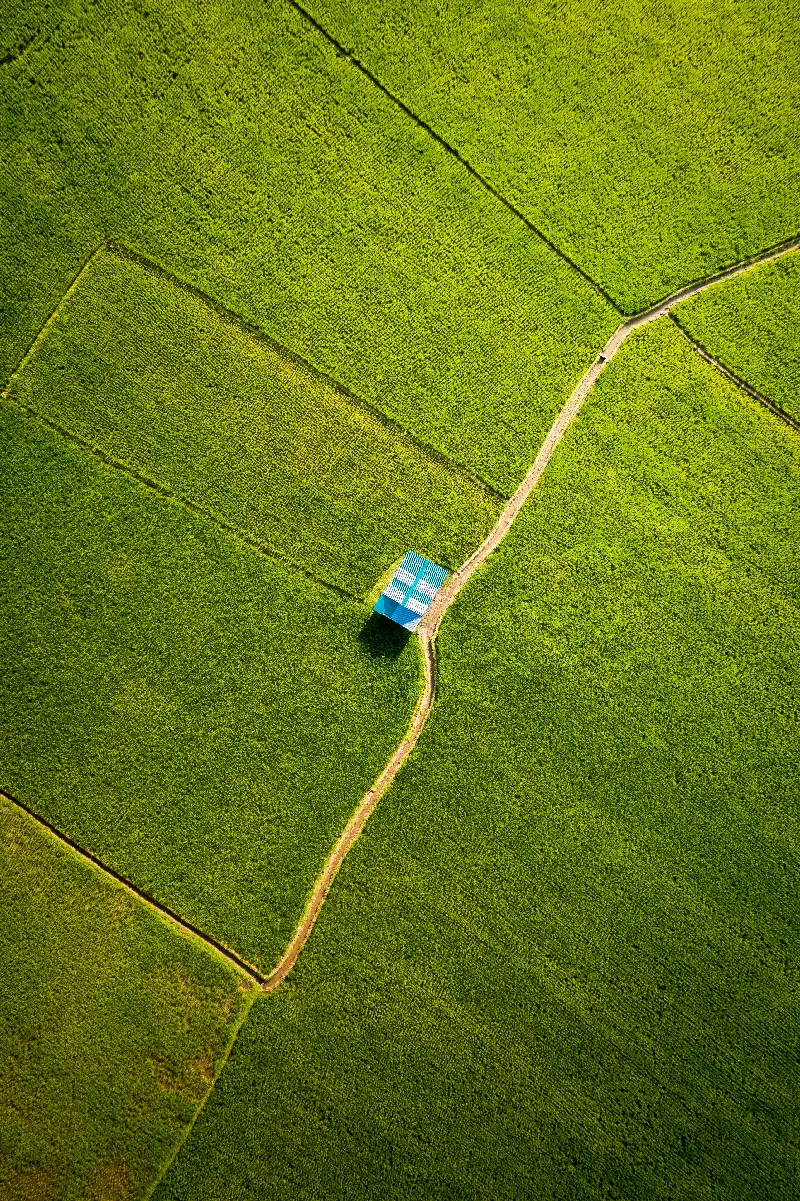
[[262, 233, 800, 993]]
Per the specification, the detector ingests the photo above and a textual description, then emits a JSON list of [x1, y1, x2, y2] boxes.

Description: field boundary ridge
[[669, 313, 800, 434], [2, 394, 360, 602], [144, 983, 259, 1200], [263, 234, 800, 992], [0, 30, 37, 68], [6, 237, 501, 603], [290, 0, 621, 314], [108, 242, 508, 505], [0, 9, 70, 72], [3, 243, 104, 392], [1, 788, 266, 984]]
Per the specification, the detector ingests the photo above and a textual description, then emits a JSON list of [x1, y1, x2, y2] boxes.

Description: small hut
[[373, 550, 448, 631]]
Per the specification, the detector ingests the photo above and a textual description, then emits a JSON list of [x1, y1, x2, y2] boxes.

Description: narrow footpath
[[263, 233, 800, 992]]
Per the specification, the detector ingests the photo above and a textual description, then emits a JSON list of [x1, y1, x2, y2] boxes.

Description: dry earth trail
[[263, 234, 800, 992]]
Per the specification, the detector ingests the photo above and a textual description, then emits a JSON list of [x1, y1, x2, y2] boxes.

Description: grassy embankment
[[309, 0, 800, 312], [1, 0, 616, 493], [0, 399, 422, 970], [674, 251, 800, 423], [0, 794, 255, 1200], [6, 247, 501, 596], [157, 319, 800, 1200]]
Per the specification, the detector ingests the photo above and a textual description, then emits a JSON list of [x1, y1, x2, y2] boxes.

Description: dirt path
[[263, 233, 800, 993], [264, 636, 436, 990], [8, 236, 797, 996]]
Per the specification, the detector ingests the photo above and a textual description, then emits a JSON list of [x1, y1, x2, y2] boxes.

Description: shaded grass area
[[0, 0, 615, 494], [675, 251, 800, 422], [157, 320, 800, 1199], [0, 793, 255, 1201], [0, 399, 420, 970], [308, 0, 800, 312], [7, 247, 501, 596], [0, 0, 60, 62]]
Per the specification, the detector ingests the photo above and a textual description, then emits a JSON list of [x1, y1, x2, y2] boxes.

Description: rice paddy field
[[309, 0, 800, 313], [0, 397, 422, 969], [0, 0, 616, 494], [2, 0, 799, 1196], [6, 245, 501, 595], [153, 319, 800, 1201]]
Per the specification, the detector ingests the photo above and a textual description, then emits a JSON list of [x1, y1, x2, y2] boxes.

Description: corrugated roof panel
[[373, 551, 448, 631]]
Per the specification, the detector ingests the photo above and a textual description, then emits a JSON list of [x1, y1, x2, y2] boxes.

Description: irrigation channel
[[263, 233, 800, 992]]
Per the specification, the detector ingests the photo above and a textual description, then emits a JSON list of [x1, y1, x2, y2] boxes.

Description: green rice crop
[[157, 319, 800, 1200], [309, 0, 800, 313], [0, 0, 616, 494], [674, 252, 800, 422], [7, 246, 501, 596], [0, 793, 254, 1201], [0, 399, 420, 969]]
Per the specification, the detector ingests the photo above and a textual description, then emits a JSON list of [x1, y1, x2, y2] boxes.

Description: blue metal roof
[[373, 550, 448, 631]]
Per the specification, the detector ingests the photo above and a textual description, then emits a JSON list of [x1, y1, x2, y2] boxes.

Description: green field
[[156, 320, 800, 1199], [1, 0, 616, 494], [309, 0, 800, 312], [675, 251, 800, 423], [0, 399, 420, 969], [3, 0, 800, 1195], [6, 245, 500, 595], [0, 794, 254, 1200]]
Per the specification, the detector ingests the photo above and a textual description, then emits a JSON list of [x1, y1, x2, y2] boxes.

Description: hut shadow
[[358, 611, 411, 660]]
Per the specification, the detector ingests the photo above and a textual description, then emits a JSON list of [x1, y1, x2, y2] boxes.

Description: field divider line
[[6, 238, 506, 509], [668, 314, 800, 434], [108, 242, 508, 506], [263, 235, 800, 993], [5, 238, 502, 593], [144, 982, 260, 1201], [1, 9, 70, 72], [2, 395, 361, 603], [0, 788, 266, 984], [2, 242, 107, 393], [289, 1, 621, 314], [0, 30, 37, 68]]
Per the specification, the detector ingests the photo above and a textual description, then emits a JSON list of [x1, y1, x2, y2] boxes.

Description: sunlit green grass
[[0, 0, 615, 493], [310, 0, 800, 312], [4, 1, 799, 1194], [158, 320, 800, 1200], [0, 399, 420, 969], [7, 247, 501, 595], [675, 251, 800, 422]]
